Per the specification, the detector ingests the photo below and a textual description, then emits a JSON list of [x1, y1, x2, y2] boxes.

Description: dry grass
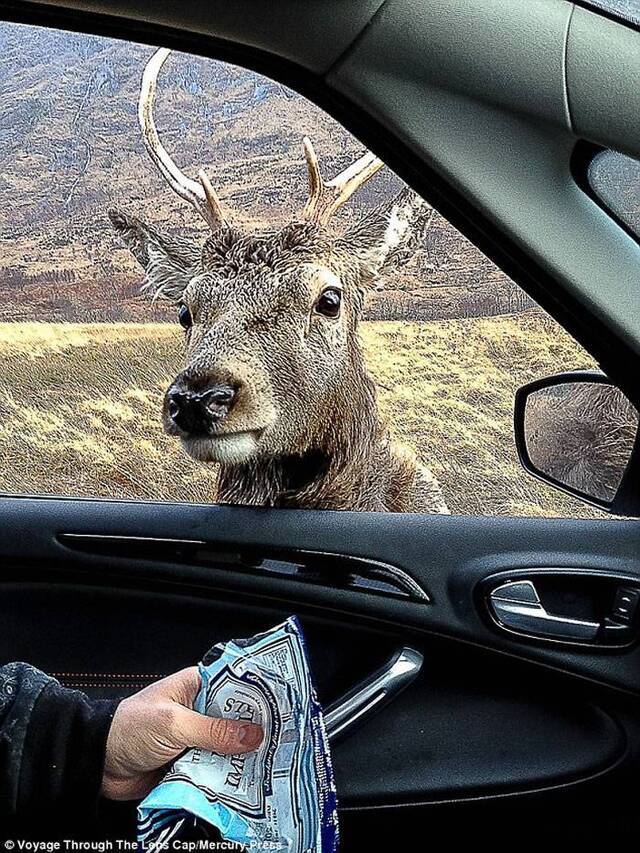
[[0, 313, 605, 517]]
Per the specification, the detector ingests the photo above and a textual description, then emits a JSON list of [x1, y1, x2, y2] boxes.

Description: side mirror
[[514, 371, 640, 514]]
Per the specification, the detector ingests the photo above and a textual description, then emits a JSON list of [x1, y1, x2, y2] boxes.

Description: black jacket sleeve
[[0, 662, 120, 837]]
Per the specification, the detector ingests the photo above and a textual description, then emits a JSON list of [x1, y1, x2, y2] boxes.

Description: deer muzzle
[[166, 384, 237, 436]]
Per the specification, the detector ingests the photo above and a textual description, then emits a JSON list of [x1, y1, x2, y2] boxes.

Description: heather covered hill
[[0, 23, 636, 324], [0, 21, 525, 322]]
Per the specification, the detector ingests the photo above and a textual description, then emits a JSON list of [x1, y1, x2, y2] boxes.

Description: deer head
[[110, 49, 428, 472]]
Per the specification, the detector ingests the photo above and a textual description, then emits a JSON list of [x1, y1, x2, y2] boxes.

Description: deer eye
[[315, 288, 342, 318], [178, 304, 192, 329]]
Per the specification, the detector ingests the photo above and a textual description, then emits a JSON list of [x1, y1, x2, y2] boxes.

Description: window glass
[[0, 22, 603, 517], [588, 150, 640, 240]]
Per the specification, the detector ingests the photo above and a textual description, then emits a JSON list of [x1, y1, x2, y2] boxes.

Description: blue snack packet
[[138, 616, 339, 852]]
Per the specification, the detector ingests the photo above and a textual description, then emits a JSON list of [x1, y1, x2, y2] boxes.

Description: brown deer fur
[[110, 208, 449, 513]]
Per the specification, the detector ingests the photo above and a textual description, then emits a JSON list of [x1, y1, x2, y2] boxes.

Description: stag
[[110, 48, 449, 513]]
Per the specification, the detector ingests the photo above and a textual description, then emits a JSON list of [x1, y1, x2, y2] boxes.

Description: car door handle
[[325, 647, 423, 742], [489, 580, 600, 642]]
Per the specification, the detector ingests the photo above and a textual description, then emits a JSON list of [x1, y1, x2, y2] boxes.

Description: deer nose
[[167, 384, 237, 434]]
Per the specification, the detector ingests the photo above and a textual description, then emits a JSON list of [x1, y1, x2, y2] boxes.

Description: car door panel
[[2, 495, 640, 843], [3, 497, 640, 691], [1, 577, 627, 802]]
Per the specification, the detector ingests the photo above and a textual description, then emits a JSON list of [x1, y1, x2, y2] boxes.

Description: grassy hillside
[[0, 313, 604, 518]]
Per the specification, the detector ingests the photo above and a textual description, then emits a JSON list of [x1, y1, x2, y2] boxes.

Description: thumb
[[173, 706, 264, 755]]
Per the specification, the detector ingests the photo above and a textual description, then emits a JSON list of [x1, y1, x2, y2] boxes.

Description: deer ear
[[342, 189, 431, 289], [108, 208, 199, 303]]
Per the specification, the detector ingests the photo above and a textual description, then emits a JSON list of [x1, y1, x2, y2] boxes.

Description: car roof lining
[[3, 0, 640, 406]]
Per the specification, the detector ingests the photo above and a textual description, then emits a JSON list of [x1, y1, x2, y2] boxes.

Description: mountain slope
[[0, 22, 578, 322]]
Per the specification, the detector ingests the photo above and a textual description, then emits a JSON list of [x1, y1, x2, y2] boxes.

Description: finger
[[174, 706, 264, 754], [149, 667, 202, 706]]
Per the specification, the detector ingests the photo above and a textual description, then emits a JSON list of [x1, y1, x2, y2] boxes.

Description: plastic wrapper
[[138, 616, 339, 852]]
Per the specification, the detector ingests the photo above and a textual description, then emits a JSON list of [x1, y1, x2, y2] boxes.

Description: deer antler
[[139, 47, 226, 231], [302, 136, 384, 225]]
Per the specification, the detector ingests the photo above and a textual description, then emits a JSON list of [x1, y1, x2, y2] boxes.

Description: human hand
[[101, 666, 263, 800]]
